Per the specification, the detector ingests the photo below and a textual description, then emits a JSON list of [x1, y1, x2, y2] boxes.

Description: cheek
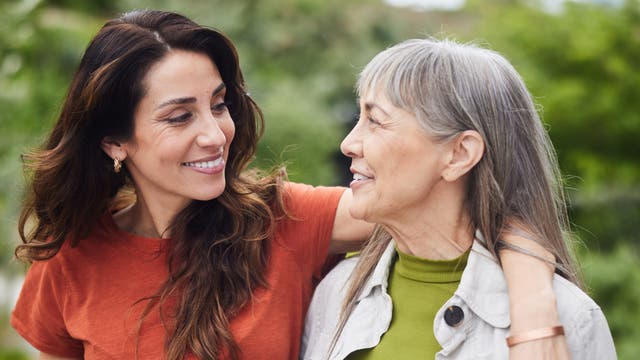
[[153, 136, 186, 161], [368, 137, 403, 177], [224, 118, 236, 147], [221, 119, 236, 167]]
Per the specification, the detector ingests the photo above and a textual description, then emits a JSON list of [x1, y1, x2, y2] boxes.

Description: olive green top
[[347, 248, 469, 359]]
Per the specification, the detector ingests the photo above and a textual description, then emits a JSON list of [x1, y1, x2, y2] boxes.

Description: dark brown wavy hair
[[16, 10, 286, 360]]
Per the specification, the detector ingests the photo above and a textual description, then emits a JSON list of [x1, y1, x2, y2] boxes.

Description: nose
[[196, 113, 227, 149], [340, 120, 362, 158]]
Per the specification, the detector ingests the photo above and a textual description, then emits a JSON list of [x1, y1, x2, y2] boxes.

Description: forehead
[[358, 82, 381, 101], [143, 50, 221, 94], [359, 86, 397, 114]]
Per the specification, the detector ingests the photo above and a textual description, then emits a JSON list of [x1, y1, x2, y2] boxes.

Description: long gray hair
[[333, 38, 582, 350]]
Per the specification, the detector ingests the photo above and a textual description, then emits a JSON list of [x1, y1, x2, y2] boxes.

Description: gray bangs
[[356, 39, 470, 140], [356, 39, 429, 117], [355, 38, 544, 145]]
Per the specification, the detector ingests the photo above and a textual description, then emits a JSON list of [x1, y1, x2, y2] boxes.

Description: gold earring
[[113, 157, 122, 173], [443, 170, 456, 181]]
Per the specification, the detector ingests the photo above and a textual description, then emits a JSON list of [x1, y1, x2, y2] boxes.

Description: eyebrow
[[155, 82, 226, 110], [364, 101, 390, 117]]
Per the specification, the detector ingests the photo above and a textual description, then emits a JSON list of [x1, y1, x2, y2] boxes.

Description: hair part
[[16, 9, 286, 360]]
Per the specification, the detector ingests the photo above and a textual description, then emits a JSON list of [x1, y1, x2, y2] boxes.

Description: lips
[[182, 158, 223, 169], [349, 167, 374, 189], [352, 173, 371, 181], [350, 167, 373, 181], [181, 147, 225, 172]]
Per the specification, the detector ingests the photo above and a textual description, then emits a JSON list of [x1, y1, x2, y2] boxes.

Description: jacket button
[[444, 305, 464, 327]]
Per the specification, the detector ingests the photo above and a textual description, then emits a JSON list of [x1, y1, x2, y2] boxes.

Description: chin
[[348, 205, 368, 222], [195, 184, 226, 201]]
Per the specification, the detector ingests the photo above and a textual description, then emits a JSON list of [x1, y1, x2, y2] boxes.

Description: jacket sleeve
[[571, 307, 617, 360]]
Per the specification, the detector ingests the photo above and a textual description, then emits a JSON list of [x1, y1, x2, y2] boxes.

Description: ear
[[442, 130, 484, 182], [100, 136, 127, 161]]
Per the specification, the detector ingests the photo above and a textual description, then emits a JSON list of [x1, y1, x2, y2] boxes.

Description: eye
[[211, 101, 231, 115], [167, 112, 192, 124], [367, 116, 381, 126]]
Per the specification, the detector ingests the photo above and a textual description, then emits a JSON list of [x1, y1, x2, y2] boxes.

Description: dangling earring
[[113, 157, 122, 173]]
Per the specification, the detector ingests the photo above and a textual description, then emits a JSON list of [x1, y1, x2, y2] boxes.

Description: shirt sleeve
[[11, 257, 84, 358], [279, 182, 346, 280]]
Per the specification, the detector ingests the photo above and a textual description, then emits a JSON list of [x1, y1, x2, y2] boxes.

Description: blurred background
[[0, 0, 638, 358]]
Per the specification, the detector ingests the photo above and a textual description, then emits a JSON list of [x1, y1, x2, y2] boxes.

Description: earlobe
[[100, 136, 127, 161], [442, 130, 484, 182]]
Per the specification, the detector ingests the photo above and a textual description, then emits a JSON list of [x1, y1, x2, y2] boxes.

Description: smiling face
[[341, 90, 451, 226], [116, 50, 235, 214]]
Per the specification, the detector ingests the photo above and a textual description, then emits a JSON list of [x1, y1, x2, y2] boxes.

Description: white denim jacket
[[301, 240, 616, 360]]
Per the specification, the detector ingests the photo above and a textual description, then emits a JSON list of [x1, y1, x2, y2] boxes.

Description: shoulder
[[61, 213, 120, 254], [271, 183, 346, 265], [283, 182, 345, 209], [553, 275, 604, 324], [35, 213, 123, 274], [553, 276, 598, 308], [306, 256, 359, 320], [553, 276, 617, 359], [305, 255, 362, 330], [315, 256, 359, 295], [302, 256, 359, 358], [277, 182, 345, 233]]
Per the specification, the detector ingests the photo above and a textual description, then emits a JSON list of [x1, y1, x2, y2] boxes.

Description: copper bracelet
[[506, 325, 565, 347]]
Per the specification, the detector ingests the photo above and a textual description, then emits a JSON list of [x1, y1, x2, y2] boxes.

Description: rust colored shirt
[[11, 182, 344, 359]]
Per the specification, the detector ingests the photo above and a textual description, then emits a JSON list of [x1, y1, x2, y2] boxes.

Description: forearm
[[499, 233, 571, 359], [500, 233, 557, 332]]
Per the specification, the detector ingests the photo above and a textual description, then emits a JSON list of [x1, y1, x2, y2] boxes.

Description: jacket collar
[[356, 241, 397, 302], [357, 237, 511, 328], [456, 238, 511, 328]]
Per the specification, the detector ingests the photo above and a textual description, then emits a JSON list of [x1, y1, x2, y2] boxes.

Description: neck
[[113, 190, 185, 239], [387, 217, 473, 260], [384, 186, 473, 260]]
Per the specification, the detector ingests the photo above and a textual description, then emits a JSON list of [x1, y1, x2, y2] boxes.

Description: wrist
[[509, 289, 560, 333]]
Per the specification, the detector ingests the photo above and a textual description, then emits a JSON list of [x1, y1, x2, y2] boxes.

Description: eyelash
[[166, 101, 231, 124], [367, 116, 381, 126], [355, 112, 381, 125], [211, 101, 231, 114], [167, 113, 191, 124]]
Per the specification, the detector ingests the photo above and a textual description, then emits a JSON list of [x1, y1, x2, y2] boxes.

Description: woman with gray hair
[[301, 39, 616, 359]]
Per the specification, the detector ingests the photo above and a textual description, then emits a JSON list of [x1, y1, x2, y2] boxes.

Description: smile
[[349, 169, 374, 189], [182, 158, 223, 169], [352, 173, 372, 181]]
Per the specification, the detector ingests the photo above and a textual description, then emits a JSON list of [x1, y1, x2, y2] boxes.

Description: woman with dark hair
[[11, 10, 365, 359], [12, 10, 573, 360], [302, 39, 616, 359]]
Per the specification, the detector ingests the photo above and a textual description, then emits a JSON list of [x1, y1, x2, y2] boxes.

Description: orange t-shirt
[[11, 182, 345, 359]]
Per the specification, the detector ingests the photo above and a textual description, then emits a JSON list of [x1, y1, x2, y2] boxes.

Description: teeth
[[353, 173, 370, 181], [184, 158, 223, 169]]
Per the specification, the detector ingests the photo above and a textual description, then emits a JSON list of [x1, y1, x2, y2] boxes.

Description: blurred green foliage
[[1, 0, 638, 358]]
